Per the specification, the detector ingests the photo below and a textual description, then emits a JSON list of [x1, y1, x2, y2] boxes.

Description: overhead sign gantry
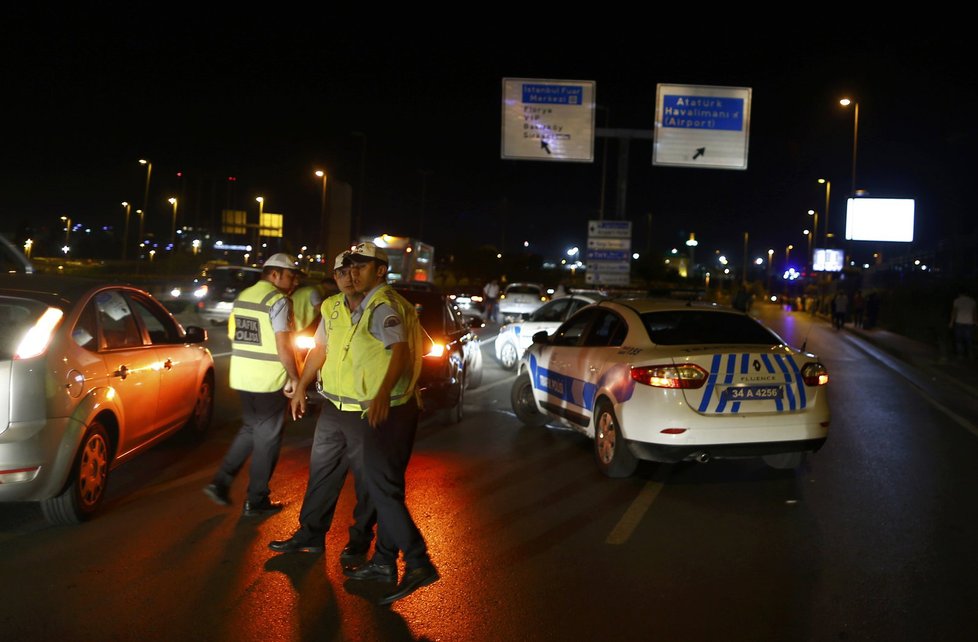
[[501, 78, 596, 162]]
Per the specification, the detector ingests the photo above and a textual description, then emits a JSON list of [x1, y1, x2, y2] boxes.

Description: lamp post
[[60, 215, 71, 246], [121, 201, 131, 260], [767, 248, 774, 291], [255, 196, 264, 255], [785, 244, 794, 270], [686, 233, 698, 279], [807, 209, 818, 266], [138, 159, 152, 241], [817, 178, 831, 246], [315, 170, 328, 252], [351, 131, 367, 240], [168, 197, 178, 246], [839, 99, 859, 197]]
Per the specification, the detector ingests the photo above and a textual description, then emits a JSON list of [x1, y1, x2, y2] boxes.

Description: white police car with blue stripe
[[510, 299, 830, 477]]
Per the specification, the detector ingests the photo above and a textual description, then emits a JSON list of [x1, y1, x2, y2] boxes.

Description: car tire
[[593, 402, 638, 478], [511, 371, 548, 427], [41, 421, 111, 525], [441, 371, 465, 425], [185, 371, 215, 434], [499, 341, 519, 371], [762, 452, 806, 470]]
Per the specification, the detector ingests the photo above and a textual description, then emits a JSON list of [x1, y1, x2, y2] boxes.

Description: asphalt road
[[1, 304, 976, 641]]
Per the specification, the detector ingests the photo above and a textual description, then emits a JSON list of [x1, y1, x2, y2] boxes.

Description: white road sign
[[653, 84, 751, 170], [501, 78, 595, 162]]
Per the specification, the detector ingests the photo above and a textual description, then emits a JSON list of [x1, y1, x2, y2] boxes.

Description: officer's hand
[[283, 378, 298, 399], [368, 390, 391, 428], [290, 392, 306, 421]]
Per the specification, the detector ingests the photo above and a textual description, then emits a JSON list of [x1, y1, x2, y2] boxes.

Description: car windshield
[[209, 268, 260, 287], [641, 310, 782, 346], [397, 290, 444, 334], [0, 297, 49, 359]]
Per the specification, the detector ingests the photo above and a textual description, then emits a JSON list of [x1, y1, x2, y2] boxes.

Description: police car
[[510, 298, 830, 477], [494, 293, 602, 370]]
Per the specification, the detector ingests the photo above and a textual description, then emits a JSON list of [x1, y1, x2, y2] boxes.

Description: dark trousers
[[358, 398, 431, 570], [214, 390, 287, 504], [296, 402, 376, 546]]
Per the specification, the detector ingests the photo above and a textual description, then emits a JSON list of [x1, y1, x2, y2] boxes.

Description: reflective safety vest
[[320, 287, 422, 411], [292, 283, 326, 332], [228, 279, 289, 392]]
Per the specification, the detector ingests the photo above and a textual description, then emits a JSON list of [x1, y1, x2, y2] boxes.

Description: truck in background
[[362, 234, 434, 285]]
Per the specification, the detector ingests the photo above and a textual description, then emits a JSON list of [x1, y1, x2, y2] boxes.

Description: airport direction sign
[[653, 84, 751, 170], [586, 249, 630, 262], [501, 78, 596, 162], [586, 219, 632, 285], [588, 220, 631, 238], [587, 237, 631, 250]]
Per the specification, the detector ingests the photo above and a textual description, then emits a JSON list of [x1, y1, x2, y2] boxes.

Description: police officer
[[204, 253, 301, 516], [292, 273, 336, 335], [338, 241, 439, 605], [268, 250, 378, 564]]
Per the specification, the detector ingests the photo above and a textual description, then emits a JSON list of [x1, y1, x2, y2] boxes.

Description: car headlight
[[194, 285, 209, 298], [170, 287, 182, 298]]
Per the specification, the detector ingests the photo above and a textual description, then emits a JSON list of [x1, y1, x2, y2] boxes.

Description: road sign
[[653, 84, 751, 170], [501, 78, 596, 162], [587, 219, 632, 286]]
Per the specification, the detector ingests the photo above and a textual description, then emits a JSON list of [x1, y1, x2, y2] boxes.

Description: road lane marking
[[605, 479, 664, 545]]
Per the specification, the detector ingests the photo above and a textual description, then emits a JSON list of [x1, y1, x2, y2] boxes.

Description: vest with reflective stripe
[[292, 283, 325, 332], [320, 287, 422, 411], [228, 279, 288, 392]]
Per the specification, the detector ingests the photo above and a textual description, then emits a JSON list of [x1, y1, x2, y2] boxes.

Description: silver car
[[497, 282, 548, 321], [0, 276, 215, 524]]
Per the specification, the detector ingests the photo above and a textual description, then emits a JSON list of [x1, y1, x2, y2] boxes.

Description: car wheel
[[499, 341, 519, 371], [440, 371, 465, 425], [185, 371, 215, 434], [41, 421, 111, 525], [762, 452, 806, 470], [510, 371, 548, 427], [593, 402, 638, 478]]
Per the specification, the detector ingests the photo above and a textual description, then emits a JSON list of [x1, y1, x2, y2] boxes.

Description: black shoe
[[378, 564, 439, 605], [268, 533, 325, 554], [242, 499, 284, 517], [342, 561, 396, 583], [203, 483, 230, 506], [339, 541, 371, 565]]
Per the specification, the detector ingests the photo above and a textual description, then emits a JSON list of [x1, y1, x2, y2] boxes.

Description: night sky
[[3, 16, 975, 271]]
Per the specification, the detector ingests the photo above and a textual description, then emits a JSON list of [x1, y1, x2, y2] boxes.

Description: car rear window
[[0, 297, 49, 359], [506, 285, 540, 295], [641, 310, 782, 346], [210, 268, 261, 286]]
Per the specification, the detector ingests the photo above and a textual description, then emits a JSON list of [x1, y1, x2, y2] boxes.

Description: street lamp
[[807, 208, 818, 265], [817, 178, 831, 247], [786, 244, 794, 268], [60, 216, 71, 246], [121, 201, 131, 260], [685, 233, 698, 279], [255, 196, 264, 254], [839, 99, 859, 197], [168, 197, 178, 245], [315, 170, 328, 252], [138, 159, 152, 241]]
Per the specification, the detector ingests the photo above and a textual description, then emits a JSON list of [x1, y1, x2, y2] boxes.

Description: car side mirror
[[532, 330, 550, 345], [184, 325, 208, 344]]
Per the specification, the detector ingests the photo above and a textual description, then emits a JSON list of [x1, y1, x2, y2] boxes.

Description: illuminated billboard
[[845, 198, 915, 242], [813, 248, 844, 272]]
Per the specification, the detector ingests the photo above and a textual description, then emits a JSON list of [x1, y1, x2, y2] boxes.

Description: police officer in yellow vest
[[269, 250, 378, 565], [292, 275, 336, 335], [204, 253, 302, 516], [334, 241, 439, 605]]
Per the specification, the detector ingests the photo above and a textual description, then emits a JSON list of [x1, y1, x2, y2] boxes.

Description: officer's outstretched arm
[[367, 341, 409, 428]]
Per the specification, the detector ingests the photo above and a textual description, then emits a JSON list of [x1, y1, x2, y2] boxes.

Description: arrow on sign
[[541, 140, 552, 155], [693, 147, 705, 159]]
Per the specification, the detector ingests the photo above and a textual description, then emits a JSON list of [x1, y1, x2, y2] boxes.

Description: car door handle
[[163, 358, 173, 370], [589, 365, 598, 373], [113, 365, 129, 380]]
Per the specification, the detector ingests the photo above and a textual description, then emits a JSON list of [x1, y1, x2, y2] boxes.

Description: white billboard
[[813, 248, 845, 272], [501, 78, 596, 162], [845, 198, 915, 242]]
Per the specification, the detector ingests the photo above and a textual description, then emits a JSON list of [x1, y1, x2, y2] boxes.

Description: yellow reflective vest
[[228, 279, 289, 392], [292, 283, 326, 332], [320, 287, 422, 411]]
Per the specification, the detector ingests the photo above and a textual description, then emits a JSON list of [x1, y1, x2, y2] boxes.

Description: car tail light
[[14, 307, 64, 360], [630, 363, 708, 389], [425, 342, 446, 358], [471, 295, 483, 302], [801, 362, 829, 386]]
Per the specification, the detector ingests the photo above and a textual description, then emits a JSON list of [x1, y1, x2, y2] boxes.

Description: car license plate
[[722, 385, 783, 401]]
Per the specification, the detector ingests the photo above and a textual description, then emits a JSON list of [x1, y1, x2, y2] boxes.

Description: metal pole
[[850, 103, 859, 197], [742, 231, 748, 283], [139, 160, 152, 242]]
